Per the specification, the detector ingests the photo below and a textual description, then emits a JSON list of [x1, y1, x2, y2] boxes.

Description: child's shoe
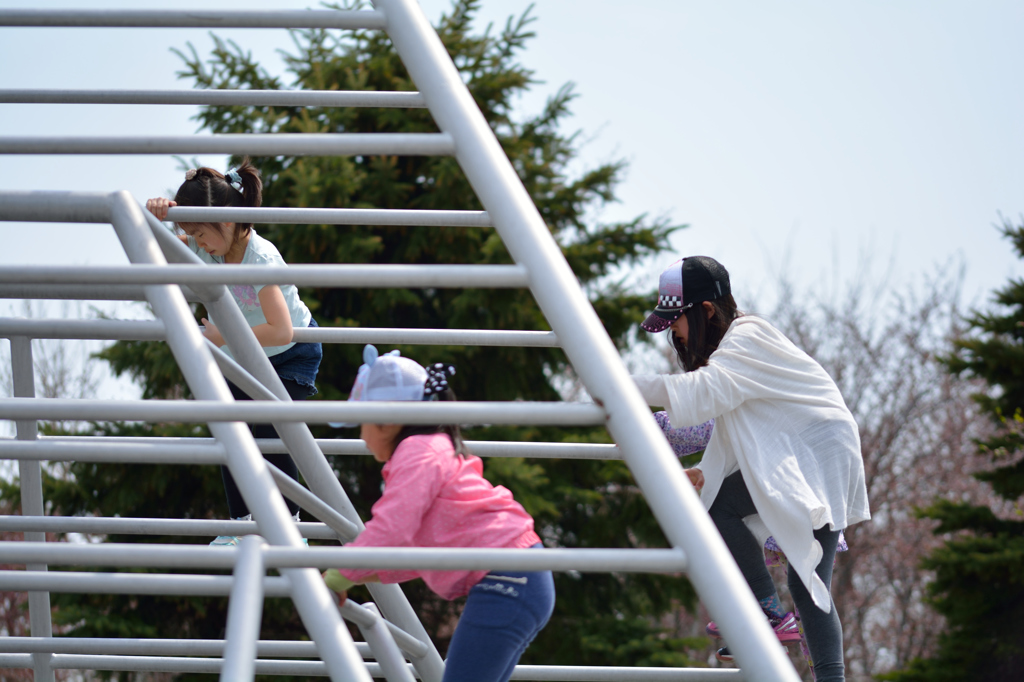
[[210, 514, 251, 547], [706, 611, 801, 645], [716, 646, 733, 662], [210, 535, 240, 546]]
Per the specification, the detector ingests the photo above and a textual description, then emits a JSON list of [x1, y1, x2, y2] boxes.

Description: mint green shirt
[[185, 229, 311, 357]]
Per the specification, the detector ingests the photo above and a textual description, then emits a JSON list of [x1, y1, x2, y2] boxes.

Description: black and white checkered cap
[[640, 256, 731, 333]]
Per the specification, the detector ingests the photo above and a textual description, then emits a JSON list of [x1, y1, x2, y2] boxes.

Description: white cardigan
[[633, 316, 870, 611]]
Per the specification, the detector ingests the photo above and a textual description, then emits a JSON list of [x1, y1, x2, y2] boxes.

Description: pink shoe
[[706, 611, 801, 646], [770, 612, 802, 644]]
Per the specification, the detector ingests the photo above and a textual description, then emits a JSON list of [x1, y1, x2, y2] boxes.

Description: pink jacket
[[340, 432, 541, 600]]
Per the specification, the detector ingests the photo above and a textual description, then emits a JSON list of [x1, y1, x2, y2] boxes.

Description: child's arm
[[200, 285, 294, 348], [145, 197, 190, 244], [323, 568, 381, 603], [654, 411, 714, 457]]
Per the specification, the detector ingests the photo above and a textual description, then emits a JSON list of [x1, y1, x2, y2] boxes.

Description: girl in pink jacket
[[323, 346, 555, 682]]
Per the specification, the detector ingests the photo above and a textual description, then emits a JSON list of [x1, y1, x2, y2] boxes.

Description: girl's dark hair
[[671, 294, 741, 372], [392, 386, 467, 456], [174, 157, 262, 243]]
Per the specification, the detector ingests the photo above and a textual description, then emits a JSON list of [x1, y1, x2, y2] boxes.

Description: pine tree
[[884, 218, 1024, 681], [32, 1, 715, 676]]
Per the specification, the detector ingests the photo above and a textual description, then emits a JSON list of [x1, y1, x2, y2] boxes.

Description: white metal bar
[[377, 0, 798, 677], [12, 655, 337, 676], [0, 439, 226, 464], [0, 317, 556, 347], [14, 435, 622, 460], [292, 326, 558, 347], [0, 656, 745, 680], [0, 637, 340, 658], [221, 536, 266, 682], [0, 398, 606, 425], [0, 516, 339, 540], [0, 9, 387, 29], [0, 318, 166, 341], [340, 601, 417, 682], [0, 283, 202, 302], [0, 542, 687, 573], [11, 335, 56, 682], [0, 263, 528, 288], [165, 205, 490, 226], [263, 461, 361, 540], [0, 570, 291, 597], [0, 89, 426, 108], [0, 133, 453, 156]]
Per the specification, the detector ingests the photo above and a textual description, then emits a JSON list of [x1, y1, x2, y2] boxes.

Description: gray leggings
[[708, 471, 845, 682]]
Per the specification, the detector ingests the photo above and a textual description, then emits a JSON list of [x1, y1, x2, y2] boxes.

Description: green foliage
[[886, 217, 1024, 681], [57, 0, 698, 675]]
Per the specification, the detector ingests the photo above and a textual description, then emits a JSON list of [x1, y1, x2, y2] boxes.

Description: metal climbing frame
[[0, 1, 800, 680]]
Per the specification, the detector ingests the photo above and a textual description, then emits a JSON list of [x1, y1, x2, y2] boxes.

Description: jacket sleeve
[[648, 322, 782, 426], [339, 438, 448, 583], [653, 411, 714, 457]]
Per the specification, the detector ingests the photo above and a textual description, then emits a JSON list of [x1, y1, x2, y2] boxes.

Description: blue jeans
[[443, 545, 555, 682], [222, 319, 322, 519], [268, 318, 322, 395]]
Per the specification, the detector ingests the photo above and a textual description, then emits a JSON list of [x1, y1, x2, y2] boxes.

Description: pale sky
[[1, 0, 1022, 327]]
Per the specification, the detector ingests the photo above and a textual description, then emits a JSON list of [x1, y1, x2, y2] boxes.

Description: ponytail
[[174, 157, 262, 240]]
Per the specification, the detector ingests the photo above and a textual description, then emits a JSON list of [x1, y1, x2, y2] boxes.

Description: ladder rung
[[0, 398, 606, 426], [164, 206, 491, 227], [0, 9, 386, 30], [0, 541, 688, 574], [293, 327, 557, 347], [1, 436, 619, 461], [0, 89, 427, 108], [0, 284, 201, 303], [0, 133, 454, 157], [0, 264, 529, 288], [0, 318, 553, 347], [0, 637, 322, 658]]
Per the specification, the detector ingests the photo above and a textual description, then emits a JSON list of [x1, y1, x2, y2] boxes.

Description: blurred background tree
[[883, 218, 1024, 682]]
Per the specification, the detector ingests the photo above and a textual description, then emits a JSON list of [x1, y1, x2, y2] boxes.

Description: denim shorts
[[268, 319, 322, 396]]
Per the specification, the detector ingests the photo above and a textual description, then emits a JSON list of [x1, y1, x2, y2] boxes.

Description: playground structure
[[0, 2, 801, 680]]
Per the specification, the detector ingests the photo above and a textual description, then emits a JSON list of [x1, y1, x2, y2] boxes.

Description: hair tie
[[184, 168, 198, 181], [226, 169, 243, 191], [423, 362, 456, 400]]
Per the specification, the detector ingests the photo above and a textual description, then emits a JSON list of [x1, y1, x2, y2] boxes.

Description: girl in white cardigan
[[633, 256, 870, 681]]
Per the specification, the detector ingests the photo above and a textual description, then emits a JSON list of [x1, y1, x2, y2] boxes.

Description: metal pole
[[146, 211, 448, 682], [164, 205, 488, 226], [0, 133, 453, 156], [0, 8, 388, 29], [221, 536, 266, 682], [107, 192, 371, 682], [0, 88, 427, 108], [0, 397, 605, 425], [0, 263, 529, 288], [374, 0, 799, 678], [11, 335, 55, 682], [340, 601, 416, 682]]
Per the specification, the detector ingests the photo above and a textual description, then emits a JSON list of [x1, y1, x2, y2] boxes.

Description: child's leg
[[220, 378, 309, 518], [787, 526, 843, 682], [708, 471, 782, 612], [443, 566, 555, 682]]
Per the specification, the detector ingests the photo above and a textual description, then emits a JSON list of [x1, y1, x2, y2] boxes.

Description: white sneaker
[[210, 535, 240, 547]]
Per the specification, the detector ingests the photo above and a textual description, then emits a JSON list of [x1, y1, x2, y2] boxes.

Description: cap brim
[[640, 310, 679, 333]]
